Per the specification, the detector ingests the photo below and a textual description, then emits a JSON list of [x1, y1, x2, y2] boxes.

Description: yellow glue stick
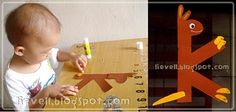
[[84, 38, 92, 59]]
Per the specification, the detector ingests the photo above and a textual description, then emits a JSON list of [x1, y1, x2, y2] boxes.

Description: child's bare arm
[[57, 50, 87, 72], [28, 84, 78, 110]]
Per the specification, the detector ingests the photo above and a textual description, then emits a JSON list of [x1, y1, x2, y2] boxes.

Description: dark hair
[[5, 3, 61, 46]]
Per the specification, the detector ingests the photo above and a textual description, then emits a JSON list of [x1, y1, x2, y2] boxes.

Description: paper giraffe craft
[[153, 4, 230, 106], [74, 73, 136, 92]]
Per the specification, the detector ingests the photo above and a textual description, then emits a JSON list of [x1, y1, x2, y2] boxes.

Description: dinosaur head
[[186, 19, 203, 36], [178, 4, 204, 36]]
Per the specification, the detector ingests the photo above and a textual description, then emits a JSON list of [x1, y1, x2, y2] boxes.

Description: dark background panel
[[148, 3, 233, 109]]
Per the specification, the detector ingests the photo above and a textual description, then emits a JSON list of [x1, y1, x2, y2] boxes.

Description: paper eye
[[189, 23, 195, 29]]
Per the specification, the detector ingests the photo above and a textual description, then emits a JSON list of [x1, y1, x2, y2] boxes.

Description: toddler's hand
[[71, 54, 87, 72], [46, 84, 79, 100]]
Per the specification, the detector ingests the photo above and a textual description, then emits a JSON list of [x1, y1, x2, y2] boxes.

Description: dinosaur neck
[[177, 20, 192, 51]]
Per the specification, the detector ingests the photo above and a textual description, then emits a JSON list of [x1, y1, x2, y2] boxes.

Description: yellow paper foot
[[214, 36, 226, 50], [152, 91, 185, 106], [214, 36, 224, 44], [215, 94, 228, 103], [217, 40, 226, 50], [216, 88, 230, 94]]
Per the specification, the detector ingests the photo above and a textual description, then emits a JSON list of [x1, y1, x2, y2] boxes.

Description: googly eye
[[189, 23, 195, 29]]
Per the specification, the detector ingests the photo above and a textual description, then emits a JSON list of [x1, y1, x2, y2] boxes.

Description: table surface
[[44, 38, 148, 111]]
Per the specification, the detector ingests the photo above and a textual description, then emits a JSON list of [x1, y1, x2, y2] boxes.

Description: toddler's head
[[5, 3, 61, 64]]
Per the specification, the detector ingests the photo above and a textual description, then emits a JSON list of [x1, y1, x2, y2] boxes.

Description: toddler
[[3, 3, 87, 111]]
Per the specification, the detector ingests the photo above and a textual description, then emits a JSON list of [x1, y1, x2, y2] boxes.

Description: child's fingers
[[81, 55, 87, 65], [72, 86, 79, 92], [65, 86, 79, 93], [61, 85, 70, 88], [78, 57, 86, 68], [74, 60, 84, 72], [61, 85, 79, 91], [57, 93, 70, 101], [63, 90, 77, 96], [60, 87, 77, 96]]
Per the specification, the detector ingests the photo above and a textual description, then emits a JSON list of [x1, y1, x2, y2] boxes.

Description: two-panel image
[[0, 1, 234, 111]]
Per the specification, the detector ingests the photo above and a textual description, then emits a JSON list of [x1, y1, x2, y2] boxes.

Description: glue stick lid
[[84, 38, 89, 43]]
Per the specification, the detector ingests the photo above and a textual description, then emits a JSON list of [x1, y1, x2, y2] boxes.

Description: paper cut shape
[[152, 91, 185, 106], [152, 4, 230, 106], [74, 73, 136, 92]]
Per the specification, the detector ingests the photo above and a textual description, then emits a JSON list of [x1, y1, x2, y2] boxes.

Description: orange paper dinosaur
[[153, 4, 230, 106], [74, 73, 136, 92]]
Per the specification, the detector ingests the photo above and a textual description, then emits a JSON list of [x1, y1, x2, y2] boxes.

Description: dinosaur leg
[[95, 79, 113, 92], [75, 78, 92, 90], [152, 91, 185, 106], [190, 71, 230, 103], [152, 71, 188, 106], [177, 70, 192, 102]]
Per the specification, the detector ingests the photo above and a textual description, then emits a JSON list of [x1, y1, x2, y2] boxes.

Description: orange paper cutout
[[74, 73, 136, 92]]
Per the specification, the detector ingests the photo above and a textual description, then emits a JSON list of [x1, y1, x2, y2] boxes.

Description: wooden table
[[44, 38, 148, 111]]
